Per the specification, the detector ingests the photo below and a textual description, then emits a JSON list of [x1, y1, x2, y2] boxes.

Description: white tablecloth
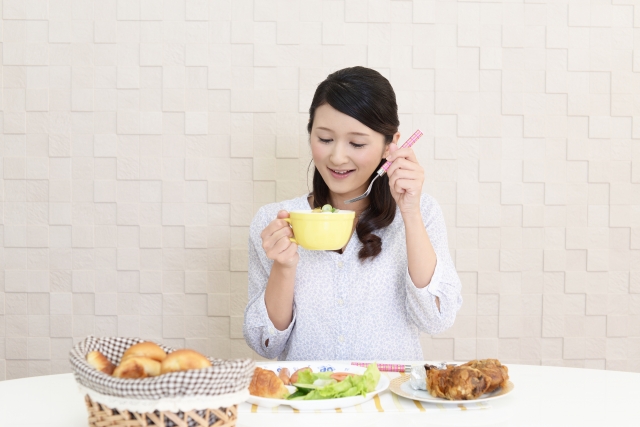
[[1, 363, 639, 426]]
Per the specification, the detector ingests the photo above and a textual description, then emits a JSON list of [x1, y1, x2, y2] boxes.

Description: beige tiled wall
[[1, 0, 640, 380]]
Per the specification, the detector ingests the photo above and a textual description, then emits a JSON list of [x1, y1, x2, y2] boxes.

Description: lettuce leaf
[[296, 363, 381, 400], [360, 363, 382, 393], [306, 377, 354, 399], [296, 369, 314, 384], [296, 369, 333, 384]]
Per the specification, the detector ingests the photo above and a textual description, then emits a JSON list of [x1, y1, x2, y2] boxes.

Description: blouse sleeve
[[405, 194, 463, 335], [242, 206, 296, 359]]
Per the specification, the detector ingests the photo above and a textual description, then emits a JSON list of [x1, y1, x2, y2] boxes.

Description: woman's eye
[[319, 138, 332, 143], [351, 142, 365, 148]]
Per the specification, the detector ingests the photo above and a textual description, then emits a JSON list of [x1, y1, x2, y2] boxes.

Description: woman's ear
[[383, 132, 401, 158]]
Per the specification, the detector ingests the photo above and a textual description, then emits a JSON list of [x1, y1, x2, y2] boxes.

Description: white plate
[[389, 374, 514, 405], [246, 362, 390, 410]]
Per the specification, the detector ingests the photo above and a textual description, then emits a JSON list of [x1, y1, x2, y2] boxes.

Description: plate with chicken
[[246, 362, 390, 410], [390, 359, 514, 404]]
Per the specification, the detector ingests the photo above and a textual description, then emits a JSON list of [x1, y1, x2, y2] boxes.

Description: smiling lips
[[328, 167, 354, 179]]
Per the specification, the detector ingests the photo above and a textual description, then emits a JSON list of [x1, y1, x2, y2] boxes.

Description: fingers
[[392, 178, 421, 195], [264, 232, 294, 261], [271, 234, 299, 266], [262, 226, 293, 253], [389, 168, 418, 182], [386, 157, 419, 177], [260, 210, 291, 240], [260, 209, 299, 266], [388, 168, 424, 195], [388, 152, 418, 166], [260, 210, 295, 257], [271, 233, 293, 255], [386, 158, 424, 190], [386, 147, 419, 164], [277, 240, 299, 263]]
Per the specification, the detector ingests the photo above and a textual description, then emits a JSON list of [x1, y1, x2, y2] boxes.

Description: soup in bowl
[[284, 207, 356, 251]]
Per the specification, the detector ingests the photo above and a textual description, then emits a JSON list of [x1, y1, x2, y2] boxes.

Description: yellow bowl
[[284, 210, 356, 250]]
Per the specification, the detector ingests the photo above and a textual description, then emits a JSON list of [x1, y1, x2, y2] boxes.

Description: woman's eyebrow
[[316, 126, 369, 137]]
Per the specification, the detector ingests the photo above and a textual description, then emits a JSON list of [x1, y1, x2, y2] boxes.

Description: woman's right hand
[[260, 210, 299, 268]]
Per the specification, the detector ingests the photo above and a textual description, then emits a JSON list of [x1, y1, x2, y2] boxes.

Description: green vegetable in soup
[[315, 204, 340, 213]]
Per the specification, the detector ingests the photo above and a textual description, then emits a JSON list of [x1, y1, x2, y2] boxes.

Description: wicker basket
[[84, 395, 237, 427], [71, 337, 254, 427]]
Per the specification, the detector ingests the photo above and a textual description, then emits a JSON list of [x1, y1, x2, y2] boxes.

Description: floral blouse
[[243, 193, 463, 360]]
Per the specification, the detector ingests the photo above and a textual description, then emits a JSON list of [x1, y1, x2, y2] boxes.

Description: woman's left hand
[[385, 143, 425, 215]]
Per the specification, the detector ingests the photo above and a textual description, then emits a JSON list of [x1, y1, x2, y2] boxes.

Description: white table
[[1, 364, 639, 427]]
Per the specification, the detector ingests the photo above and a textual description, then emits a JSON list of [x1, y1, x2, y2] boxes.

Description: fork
[[343, 129, 423, 204]]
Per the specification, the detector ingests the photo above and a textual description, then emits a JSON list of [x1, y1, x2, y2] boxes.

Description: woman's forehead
[[312, 104, 374, 136]]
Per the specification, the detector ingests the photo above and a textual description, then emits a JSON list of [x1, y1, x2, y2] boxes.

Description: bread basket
[[70, 336, 255, 427]]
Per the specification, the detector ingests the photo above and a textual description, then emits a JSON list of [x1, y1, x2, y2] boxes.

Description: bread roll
[[113, 356, 161, 379], [278, 367, 291, 385], [160, 349, 212, 374], [86, 351, 116, 375], [121, 342, 167, 363]]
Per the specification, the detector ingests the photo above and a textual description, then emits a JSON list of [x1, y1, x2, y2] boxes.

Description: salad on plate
[[247, 362, 389, 410], [287, 363, 380, 400]]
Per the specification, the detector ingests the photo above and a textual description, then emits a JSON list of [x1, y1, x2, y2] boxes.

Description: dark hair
[[307, 66, 399, 261]]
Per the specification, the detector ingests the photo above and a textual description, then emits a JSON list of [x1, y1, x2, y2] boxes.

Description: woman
[[243, 66, 463, 360]]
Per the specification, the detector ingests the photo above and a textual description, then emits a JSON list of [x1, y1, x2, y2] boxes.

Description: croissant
[[121, 342, 167, 363], [249, 367, 290, 399], [113, 356, 161, 379], [86, 351, 116, 375], [160, 349, 212, 374]]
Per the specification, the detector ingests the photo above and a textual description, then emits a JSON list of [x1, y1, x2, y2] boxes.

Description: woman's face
[[310, 104, 396, 204]]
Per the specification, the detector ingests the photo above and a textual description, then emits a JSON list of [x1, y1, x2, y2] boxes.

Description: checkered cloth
[[70, 336, 255, 400]]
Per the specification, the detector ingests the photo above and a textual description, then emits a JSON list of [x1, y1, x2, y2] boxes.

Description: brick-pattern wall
[[1, 0, 639, 380]]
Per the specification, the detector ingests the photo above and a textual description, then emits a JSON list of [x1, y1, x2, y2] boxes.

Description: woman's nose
[[330, 142, 348, 165]]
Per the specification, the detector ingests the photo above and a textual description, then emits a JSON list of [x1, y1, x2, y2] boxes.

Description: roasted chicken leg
[[426, 365, 491, 400], [461, 359, 509, 393]]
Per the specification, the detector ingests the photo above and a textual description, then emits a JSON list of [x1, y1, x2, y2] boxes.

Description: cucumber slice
[[292, 378, 336, 392], [286, 389, 309, 400], [292, 382, 320, 392]]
